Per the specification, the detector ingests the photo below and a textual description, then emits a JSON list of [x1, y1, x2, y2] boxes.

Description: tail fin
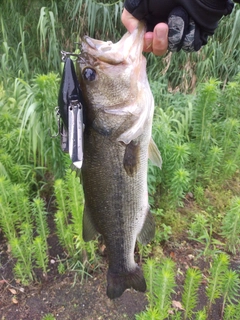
[[107, 266, 146, 299]]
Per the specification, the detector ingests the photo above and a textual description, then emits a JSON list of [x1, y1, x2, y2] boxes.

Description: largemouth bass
[[77, 23, 161, 299]]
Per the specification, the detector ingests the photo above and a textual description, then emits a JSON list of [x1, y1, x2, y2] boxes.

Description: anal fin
[[137, 208, 155, 245], [107, 265, 146, 299], [82, 206, 98, 242]]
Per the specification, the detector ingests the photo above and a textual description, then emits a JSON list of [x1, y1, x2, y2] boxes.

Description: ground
[[0, 215, 239, 320]]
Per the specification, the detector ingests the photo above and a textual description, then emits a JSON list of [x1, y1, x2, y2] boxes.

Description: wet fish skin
[[77, 23, 160, 299]]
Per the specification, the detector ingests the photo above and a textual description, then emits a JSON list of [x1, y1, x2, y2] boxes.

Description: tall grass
[[0, 0, 124, 81], [18, 73, 66, 177], [147, 4, 240, 91], [0, 1, 239, 87]]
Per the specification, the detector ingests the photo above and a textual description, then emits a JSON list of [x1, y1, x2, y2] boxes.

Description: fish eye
[[83, 68, 96, 81]]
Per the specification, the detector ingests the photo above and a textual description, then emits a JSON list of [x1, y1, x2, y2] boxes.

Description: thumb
[[121, 8, 139, 33]]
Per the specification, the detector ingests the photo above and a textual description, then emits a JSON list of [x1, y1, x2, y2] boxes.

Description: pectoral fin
[[82, 206, 98, 242], [123, 140, 140, 177], [148, 138, 162, 169], [137, 208, 155, 245]]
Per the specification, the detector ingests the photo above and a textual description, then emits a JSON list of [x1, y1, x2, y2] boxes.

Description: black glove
[[124, 0, 236, 52], [168, 2, 234, 52], [168, 7, 202, 52]]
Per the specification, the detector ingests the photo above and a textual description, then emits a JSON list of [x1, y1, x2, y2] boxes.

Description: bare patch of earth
[[0, 271, 146, 320], [0, 229, 147, 320], [0, 228, 239, 320]]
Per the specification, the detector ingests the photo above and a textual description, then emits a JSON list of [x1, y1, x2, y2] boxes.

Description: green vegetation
[[149, 76, 240, 206], [54, 169, 99, 279], [137, 253, 240, 319], [41, 314, 56, 320], [0, 1, 240, 319]]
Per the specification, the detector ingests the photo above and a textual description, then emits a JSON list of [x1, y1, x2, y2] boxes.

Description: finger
[[121, 8, 139, 33], [143, 32, 153, 52], [152, 23, 169, 56]]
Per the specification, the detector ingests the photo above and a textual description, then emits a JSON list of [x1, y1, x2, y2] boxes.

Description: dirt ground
[[0, 221, 239, 320]]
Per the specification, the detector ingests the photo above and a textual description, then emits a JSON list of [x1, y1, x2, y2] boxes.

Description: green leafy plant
[[188, 212, 217, 255], [221, 269, 240, 318], [203, 146, 223, 181], [0, 183, 17, 240], [191, 79, 220, 178], [168, 168, 190, 207], [33, 236, 49, 275], [32, 197, 50, 251], [41, 314, 56, 320], [54, 169, 99, 276], [136, 258, 176, 320], [182, 268, 202, 320], [221, 197, 240, 254], [224, 302, 240, 320], [0, 177, 50, 283], [10, 234, 34, 285], [206, 253, 230, 314], [195, 309, 207, 320], [148, 104, 191, 207], [136, 253, 240, 320]]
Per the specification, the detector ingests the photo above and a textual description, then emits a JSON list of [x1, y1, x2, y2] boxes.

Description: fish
[[76, 23, 162, 299]]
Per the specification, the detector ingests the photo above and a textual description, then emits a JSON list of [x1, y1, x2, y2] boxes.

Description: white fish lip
[[84, 36, 113, 51], [80, 23, 146, 65]]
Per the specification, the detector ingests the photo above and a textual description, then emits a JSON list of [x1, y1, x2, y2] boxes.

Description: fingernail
[[156, 27, 168, 40]]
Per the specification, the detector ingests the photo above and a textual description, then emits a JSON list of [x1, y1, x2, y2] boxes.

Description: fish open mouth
[[80, 22, 146, 65]]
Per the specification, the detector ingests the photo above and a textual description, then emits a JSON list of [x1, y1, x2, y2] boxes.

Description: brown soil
[[0, 225, 148, 320], [0, 220, 239, 320]]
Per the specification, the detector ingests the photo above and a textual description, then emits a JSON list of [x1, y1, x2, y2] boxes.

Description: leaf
[[9, 288, 17, 295], [12, 297, 18, 304], [172, 300, 185, 311]]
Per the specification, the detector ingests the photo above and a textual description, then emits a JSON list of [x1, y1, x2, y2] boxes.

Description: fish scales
[[77, 23, 161, 299], [82, 129, 149, 258]]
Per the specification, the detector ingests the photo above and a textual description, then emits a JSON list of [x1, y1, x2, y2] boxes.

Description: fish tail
[[107, 266, 146, 299]]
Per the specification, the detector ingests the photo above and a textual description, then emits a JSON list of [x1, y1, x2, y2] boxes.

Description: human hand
[[123, 0, 236, 53], [121, 8, 169, 56]]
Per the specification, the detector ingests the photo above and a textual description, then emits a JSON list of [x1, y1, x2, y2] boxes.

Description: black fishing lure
[[57, 56, 85, 168]]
